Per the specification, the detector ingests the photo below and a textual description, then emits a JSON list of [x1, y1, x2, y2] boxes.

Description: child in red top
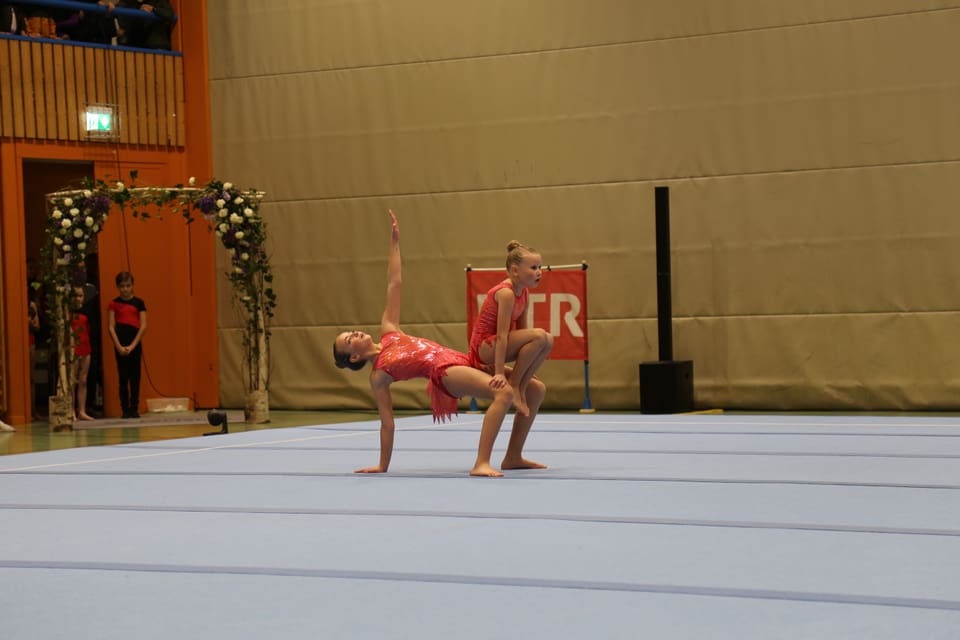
[[108, 272, 147, 419], [333, 211, 547, 477], [70, 287, 94, 421], [468, 241, 554, 416]]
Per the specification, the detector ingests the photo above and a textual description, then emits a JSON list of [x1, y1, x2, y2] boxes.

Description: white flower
[[223, 182, 233, 190], [114, 181, 125, 191], [235, 231, 244, 240], [64, 198, 73, 207], [229, 213, 243, 224], [219, 223, 228, 233], [85, 216, 94, 227], [92, 224, 100, 233], [242, 295, 251, 301], [234, 267, 243, 274], [62, 245, 72, 252], [244, 208, 254, 217], [189, 177, 196, 186], [241, 252, 250, 261], [78, 242, 87, 251], [54, 237, 63, 245], [83, 190, 92, 198], [218, 209, 228, 218], [235, 197, 244, 205], [52, 209, 62, 219], [216, 199, 225, 208], [62, 219, 72, 228], [73, 229, 84, 238], [70, 208, 79, 216]]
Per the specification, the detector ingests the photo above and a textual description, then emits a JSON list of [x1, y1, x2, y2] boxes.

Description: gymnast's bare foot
[[501, 457, 547, 470], [511, 388, 529, 416], [78, 413, 95, 421], [470, 463, 504, 477]]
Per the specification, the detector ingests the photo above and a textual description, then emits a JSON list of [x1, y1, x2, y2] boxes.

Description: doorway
[[23, 159, 104, 419]]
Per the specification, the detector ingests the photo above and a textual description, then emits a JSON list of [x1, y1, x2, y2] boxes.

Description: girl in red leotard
[[468, 241, 553, 417], [333, 211, 546, 477], [70, 287, 95, 421]]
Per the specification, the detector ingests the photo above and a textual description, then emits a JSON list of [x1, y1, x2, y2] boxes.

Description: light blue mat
[[2, 413, 960, 639]]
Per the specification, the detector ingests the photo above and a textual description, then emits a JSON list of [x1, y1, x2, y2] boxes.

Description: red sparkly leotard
[[468, 280, 527, 369], [71, 313, 92, 357], [372, 331, 471, 423]]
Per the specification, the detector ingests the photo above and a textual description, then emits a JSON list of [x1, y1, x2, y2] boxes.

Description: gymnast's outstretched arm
[[356, 210, 401, 474], [380, 209, 401, 336]]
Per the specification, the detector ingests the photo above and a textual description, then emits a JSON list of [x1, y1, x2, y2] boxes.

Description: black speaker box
[[639, 360, 694, 414]]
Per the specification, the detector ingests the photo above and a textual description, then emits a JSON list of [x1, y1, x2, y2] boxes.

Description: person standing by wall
[[0, 3, 21, 34], [56, 0, 118, 44], [70, 288, 95, 422], [117, 0, 174, 49], [27, 258, 44, 422], [107, 272, 147, 419]]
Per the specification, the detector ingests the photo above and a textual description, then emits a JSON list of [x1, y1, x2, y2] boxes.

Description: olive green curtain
[[207, 1, 960, 410]]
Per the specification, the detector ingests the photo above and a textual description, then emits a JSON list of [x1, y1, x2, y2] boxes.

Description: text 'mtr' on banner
[[465, 268, 589, 360]]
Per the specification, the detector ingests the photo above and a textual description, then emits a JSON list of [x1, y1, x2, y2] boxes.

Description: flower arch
[[42, 173, 276, 428]]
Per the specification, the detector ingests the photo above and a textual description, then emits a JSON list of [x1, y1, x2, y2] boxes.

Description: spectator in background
[[0, 3, 21, 34], [57, 1, 117, 45], [20, 4, 63, 39], [27, 258, 45, 422], [70, 288, 95, 422], [117, 0, 174, 50], [28, 299, 41, 421], [81, 265, 104, 417]]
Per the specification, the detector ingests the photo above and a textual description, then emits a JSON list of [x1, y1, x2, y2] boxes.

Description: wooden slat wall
[[0, 38, 184, 146]]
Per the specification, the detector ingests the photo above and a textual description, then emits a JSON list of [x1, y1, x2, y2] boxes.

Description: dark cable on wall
[[103, 45, 180, 404]]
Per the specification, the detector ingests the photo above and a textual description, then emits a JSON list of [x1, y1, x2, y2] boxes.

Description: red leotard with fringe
[[373, 331, 470, 423], [468, 280, 527, 369], [71, 313, 92, 357]]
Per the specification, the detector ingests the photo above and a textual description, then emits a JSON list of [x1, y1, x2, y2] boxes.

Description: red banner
[[466, 268, 588, 360]]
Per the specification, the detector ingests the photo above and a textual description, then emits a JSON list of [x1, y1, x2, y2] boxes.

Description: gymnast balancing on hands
[[468, 241, 553, 417], [333, 210, 547, 477]]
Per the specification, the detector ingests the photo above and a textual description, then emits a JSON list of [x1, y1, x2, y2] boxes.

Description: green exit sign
[[86, 112, 112, 131], [84, 105, 117, 138]]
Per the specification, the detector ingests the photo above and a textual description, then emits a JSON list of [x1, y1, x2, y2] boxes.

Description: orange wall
[[94, 152, 218, 418], [0, 142, 30, 424], [1, 143, 218, 421], [179, 0, 217, 412], [1, 1, 215, 424]]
